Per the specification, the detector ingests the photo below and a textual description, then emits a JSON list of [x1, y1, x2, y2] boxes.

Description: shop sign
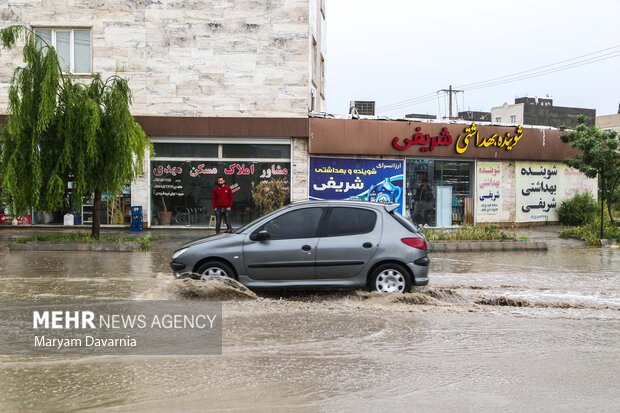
[[515, 162, 596, 222], [392, 127, 453, 152], [476, 162, 502, 216], [456, 123, 523, 154], [310, 157, 405, 214], [391, 123, 524, 155]]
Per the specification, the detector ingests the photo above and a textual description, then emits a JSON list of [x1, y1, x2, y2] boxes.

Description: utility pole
[[437, 85, 464, 120]]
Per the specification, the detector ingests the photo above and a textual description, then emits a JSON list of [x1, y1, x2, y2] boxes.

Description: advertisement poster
[[516, 161, 597, 222], [309, 157, 405, 214], [476, 162, 502, 217]]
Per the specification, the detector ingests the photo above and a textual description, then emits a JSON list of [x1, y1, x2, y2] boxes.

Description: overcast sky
[[325, 0, 620, 118]]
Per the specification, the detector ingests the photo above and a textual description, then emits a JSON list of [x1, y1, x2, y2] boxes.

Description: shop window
[[222, 144, 290, 159], [154, 142, 218, 158], [151, 160, 291, 227], [406, 159, 472, 227]]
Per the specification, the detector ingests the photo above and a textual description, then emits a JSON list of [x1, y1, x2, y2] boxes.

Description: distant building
[[458, 111, 491, 122], [491, 97, 595, 128], [404, 113, 437, 120], [349, 101, 376, 116], [596, 104, 620, 133]]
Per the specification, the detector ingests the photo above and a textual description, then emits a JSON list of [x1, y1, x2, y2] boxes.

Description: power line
[[455, 45, 620, 89], [376, 45, 620, 114]]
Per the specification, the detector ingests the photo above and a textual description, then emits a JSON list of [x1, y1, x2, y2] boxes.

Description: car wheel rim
[[200, 267, 228, 280], [375, 269, 405, 293]]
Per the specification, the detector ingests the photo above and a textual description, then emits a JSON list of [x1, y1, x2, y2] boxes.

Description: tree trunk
[[92, 187, 102, 239], [600, 169, 605, 240]]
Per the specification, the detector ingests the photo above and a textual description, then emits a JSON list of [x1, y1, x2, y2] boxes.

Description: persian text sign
[[391, 123, 524, 156], [310, 157, 405, 214], [455, 123, 523, 154], [516, 162, 597, 222], [476, 162, 502, 216]]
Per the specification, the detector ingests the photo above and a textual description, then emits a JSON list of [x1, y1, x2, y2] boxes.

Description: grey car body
[[170, 200, 429, 292]]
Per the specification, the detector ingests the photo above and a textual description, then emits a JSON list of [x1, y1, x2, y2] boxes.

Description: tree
[[0, 25, 152, 238], [561, 115, 620, 236]]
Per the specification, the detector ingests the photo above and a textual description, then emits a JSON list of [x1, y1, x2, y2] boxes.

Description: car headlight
[[172, 248, 188, 260]]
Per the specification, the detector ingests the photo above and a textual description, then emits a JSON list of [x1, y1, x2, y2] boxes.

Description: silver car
[[170, 200, 429, 293]]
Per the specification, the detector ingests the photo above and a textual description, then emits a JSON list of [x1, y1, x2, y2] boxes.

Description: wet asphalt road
[[0, 241, 618, 412]]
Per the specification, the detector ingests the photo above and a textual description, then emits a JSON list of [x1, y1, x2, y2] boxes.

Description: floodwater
[[0, 244, 618, 412]]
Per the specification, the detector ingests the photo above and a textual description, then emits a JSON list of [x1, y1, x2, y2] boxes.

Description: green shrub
[[422, 225, 519, 241], [560, 217, 620, 245], [557, 193, 598, 226]]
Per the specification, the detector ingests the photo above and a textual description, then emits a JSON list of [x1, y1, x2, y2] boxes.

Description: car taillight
[[401, 237, 427, 250]]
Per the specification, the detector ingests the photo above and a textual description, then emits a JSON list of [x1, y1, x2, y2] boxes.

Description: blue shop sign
[[309, 157, 404, 214]]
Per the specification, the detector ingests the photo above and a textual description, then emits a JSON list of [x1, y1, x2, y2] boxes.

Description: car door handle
[[362, 242, 373, 249], [301, 245, 312, 251]]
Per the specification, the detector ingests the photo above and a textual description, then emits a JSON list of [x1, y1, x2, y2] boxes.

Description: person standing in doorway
[[413, 177, 435, 226], [212, 176, 233, 233]]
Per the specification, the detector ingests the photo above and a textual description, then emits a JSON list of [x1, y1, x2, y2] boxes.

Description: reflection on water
[[0, 247, 618, 412]]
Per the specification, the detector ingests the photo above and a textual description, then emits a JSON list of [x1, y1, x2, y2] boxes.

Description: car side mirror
[[250, 230, 270, 242]]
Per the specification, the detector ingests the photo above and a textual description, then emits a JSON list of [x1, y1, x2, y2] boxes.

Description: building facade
[[596, 105, 620, 133], [491, 97, 596, 128], [0, 0, 325, 227], [308, 117, 597, 227]]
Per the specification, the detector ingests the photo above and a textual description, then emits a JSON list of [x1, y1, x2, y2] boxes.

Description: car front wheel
[[369, 264, 412, 293], [195, 261, 235, 280]]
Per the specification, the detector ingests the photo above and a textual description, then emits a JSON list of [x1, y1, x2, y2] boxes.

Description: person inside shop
[[413, 177, 435, 226], [212, 176, 233, 234]]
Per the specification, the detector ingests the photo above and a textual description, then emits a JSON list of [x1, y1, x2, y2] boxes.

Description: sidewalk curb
[[8, 242, 143, 252], [429, 240, 548, 253]]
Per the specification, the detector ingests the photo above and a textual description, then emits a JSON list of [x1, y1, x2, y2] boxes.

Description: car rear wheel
[[196, 261, 235, 280], [369, 263, 412, 293]]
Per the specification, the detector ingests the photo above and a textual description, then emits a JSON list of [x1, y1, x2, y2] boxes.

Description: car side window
[[325, 207, 377, 237], [261, 207, 324, 240]]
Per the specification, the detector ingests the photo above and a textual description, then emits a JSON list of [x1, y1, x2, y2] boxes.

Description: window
[[34, 28, 91, 73], [495, 117, 502, 123], [154, 143, 218, 158], [222, 144, 290, 159], [510, 115, 516, 123], [324, 208, 376, 237], [261, 208, 324, 240]]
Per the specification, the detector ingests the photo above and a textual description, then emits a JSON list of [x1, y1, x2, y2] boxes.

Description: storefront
[[308, 118, 597, 227], [150, 139, 291, 227], [133, 116, 309, 228]]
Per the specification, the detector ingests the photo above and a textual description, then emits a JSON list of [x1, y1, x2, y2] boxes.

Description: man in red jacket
[[212, 176, 233, 233]]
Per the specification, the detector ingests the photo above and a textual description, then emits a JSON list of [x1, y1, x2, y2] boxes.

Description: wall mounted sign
[[390, 123, 524, 155], [309, 157, 405, 214], [476, 162, 503, 216], [515, 161, 596, 222], [455, 123, 523, 154]]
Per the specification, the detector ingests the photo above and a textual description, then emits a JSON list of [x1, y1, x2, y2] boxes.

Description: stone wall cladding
[[0, 0, 311, 117], [291, 136, 309, 201]]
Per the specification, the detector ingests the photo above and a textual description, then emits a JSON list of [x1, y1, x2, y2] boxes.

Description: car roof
[[289, 199, 399, 212]]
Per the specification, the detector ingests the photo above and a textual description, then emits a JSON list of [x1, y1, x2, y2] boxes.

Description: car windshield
[[388, 210, 419, 234]]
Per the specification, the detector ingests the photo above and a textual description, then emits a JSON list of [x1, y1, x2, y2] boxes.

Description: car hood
[[178, 232, 238, 250]]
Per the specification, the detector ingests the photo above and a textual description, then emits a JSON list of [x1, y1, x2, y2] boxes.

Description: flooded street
[[0, 244, 618, 412]]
